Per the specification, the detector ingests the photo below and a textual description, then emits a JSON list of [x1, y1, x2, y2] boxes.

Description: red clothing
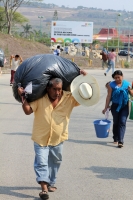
[[108, 52, 116, 62], [100, 52, 108, 61], [10, 70, 15, 84]]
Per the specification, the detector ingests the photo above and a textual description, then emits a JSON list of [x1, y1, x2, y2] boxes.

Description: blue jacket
[[110, 80, 131, 112]]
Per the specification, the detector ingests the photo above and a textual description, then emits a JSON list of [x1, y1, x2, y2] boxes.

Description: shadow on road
[[3, 132, 31, 136], [81, 166, 133, 180], [0, 83, 10, 86], [0, 186, 39, 199], [68, 139, 115, 148], [0, 102, 20, 105]]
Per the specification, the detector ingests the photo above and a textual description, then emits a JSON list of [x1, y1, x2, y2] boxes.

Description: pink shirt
[[108, 52, 116, 62]]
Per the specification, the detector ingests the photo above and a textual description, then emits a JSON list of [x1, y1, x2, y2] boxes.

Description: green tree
[[1, 0, 42, 35], [103, 38, 124, 50], [33, 29, 40, 40], [37, 37, 51, 46], [0, 6, 28, 32], [13, 12, 28, 25], [0, 7, 6, 31], [31, 29, 50, 45], [21, 23, 33, 38], [32, 30, 49, 40], [92, 40, 101, 45]]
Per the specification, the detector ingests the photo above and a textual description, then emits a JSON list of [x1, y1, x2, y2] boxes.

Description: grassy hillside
[[0, 32, 50, 60]]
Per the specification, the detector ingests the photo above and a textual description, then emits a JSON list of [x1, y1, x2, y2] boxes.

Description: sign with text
[[51, 21, 93, 43]]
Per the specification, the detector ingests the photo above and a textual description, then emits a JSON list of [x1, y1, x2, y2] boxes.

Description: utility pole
[[116, 13, 121, 63], [127, 28, 131, 62], [116, 13, 121, 52], [53, 10, 58, 21], [38, 16, 44, 38]]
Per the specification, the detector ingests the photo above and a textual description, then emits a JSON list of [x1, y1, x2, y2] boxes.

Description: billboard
[[51, 21, 93, 43]]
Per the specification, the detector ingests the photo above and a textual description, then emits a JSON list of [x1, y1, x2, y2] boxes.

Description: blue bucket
[[93, 119, 111, 138]]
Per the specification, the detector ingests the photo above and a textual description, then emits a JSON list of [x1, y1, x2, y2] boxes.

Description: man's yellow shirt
[[30, 91, 79, 146]]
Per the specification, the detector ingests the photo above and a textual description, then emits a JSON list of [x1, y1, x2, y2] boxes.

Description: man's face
[[47, 82, 63, 100]]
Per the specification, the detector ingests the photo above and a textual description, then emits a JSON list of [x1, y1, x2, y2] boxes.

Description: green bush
[[124, 61, 130, 68], [4, 44, 9, 56]]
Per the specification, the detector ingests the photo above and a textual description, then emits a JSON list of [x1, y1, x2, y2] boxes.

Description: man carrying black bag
[[18, 70, 86, 200]]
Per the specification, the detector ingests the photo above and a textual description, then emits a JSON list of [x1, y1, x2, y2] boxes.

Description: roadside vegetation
[[0, 0, 51, 46]]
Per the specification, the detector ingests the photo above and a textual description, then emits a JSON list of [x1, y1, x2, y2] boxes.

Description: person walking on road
[[100, 48, 108, 70], [102, 70, 133, 148], [18, 71, 100, 200], [10, 55, 23, 86], [0, 58, 6, 76], [53, 45, 61, 56], [0, 48, 5, 76], [104, 49, 116, 76]]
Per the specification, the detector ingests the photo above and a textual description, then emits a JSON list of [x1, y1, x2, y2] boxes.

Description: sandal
[[48, 186, 57, 192], [39, 190, 49, 200]]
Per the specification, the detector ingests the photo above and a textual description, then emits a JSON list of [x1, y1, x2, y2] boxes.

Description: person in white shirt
[[10, 55, 23, 86]]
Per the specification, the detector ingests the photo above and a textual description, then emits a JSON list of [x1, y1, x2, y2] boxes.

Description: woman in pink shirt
[[104, 49, 116, 76]]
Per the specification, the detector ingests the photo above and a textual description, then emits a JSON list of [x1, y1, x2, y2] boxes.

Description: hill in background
[[17, 2, 133, 34]]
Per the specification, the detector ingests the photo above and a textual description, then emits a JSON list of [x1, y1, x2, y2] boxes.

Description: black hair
[[105, 81, 111, 88], [112, 49, 114, 52], [57, 46, 60, 49], [112, 70, 123, 79], [47, 78, 63, 88], [15, 55, 19, 58]]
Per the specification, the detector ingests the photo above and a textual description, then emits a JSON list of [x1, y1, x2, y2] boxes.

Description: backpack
[[102, 52, 108, 61]]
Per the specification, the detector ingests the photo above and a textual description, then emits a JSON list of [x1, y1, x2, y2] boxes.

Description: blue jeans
[[106, 61, 115, 74], [111, 103, 129, 143], [34, 142, 63, 185]]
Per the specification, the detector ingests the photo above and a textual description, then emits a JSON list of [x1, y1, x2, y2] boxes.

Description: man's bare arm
[[10, 55, 13, 68], [18, 87, 33, 115], [102, 86, 112, 114], [19, 55, 23, 64]]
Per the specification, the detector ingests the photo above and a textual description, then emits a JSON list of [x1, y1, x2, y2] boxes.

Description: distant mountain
[[1, 1, 132, 34], [21, 2, 59, 9]]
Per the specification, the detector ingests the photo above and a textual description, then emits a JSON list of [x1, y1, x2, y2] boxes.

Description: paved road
[[0, 69, 133, 200]]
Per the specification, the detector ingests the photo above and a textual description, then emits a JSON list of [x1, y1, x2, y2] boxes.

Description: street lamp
[[38, 16, 44, 37], [126, 12, 131, 62], [116, 13, 121, 63], [127, 28, 131, 62], [117, 13, 121, 52]]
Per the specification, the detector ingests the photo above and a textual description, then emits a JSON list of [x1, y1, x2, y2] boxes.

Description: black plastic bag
[[0, 49, 4, 67], [13, 54, 80, 103]]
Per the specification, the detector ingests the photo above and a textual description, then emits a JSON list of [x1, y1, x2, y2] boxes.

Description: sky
[[43, 0, 133, 11]]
